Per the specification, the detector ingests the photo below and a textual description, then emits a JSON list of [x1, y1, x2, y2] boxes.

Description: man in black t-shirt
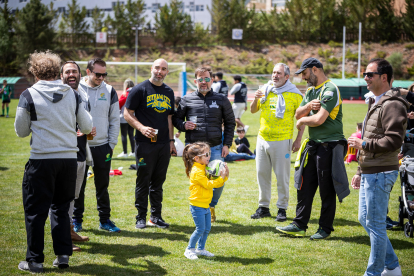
[[124, 59, 176, 229]]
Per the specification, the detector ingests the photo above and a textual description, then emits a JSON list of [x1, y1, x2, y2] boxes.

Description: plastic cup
[[151, 129, 159, 142]]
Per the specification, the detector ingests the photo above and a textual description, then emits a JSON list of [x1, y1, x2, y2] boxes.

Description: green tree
[[13, 0, 56, 69], [208, 0, 227, 36], [91, 6, 105, 33], [154, 0, 193, 47], [404, 0, 414, 40], [0, 0, 16, 75], [58, 0, 89, 46], [371, 0, 400, 42], [106, 0, 146, 48]]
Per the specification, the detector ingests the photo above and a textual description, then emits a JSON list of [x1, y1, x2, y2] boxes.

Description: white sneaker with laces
[[195, 249, 215, 257], [381, 266, 402, 276], [184, 248, 198, 260], [117, 152, 128, 158], [128, 152, 135, 157], [244, 125, 249, 133]]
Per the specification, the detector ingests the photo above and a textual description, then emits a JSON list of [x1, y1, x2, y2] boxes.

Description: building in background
[[1, 0, 212, 30]]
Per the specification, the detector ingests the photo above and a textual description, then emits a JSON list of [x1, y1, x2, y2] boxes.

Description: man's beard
[[63, 76, 80, 89], [306, 70, 318, 87], [151, 72, 165, 83], [273, 77, 286, 88]]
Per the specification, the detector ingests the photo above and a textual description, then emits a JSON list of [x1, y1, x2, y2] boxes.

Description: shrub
[[386, 52, 404, 78], [330, 71, 357, 78], [376, 51, 387, 59], [328, 57, 339, 65], [405, 43, 414, 50], [318, 48, 333, 60], [345, 49, 358, 62], [281, 50, 297, 62], [328, 40, 342, 48]]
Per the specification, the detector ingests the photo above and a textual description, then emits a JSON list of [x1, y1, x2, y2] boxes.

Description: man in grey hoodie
[[73, 58, 121, 233], [15, 51, 93, 273]]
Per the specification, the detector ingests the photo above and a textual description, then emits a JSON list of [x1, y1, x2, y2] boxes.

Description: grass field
[[1, 100, 413, 276]]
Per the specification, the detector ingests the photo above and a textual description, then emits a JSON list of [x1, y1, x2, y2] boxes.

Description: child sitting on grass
[[234, 127, 253, 155], [182, 142, 229, 260]]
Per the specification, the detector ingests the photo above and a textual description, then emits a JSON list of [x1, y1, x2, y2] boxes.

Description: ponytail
[[182, 142, 210, 178]]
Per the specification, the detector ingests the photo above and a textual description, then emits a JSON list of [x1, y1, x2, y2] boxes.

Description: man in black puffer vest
[[173, 67, 235, 223], [212, 72, 229, 97]]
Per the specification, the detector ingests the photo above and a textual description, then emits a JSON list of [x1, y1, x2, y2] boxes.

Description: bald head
[[150, 59, 169, 86]]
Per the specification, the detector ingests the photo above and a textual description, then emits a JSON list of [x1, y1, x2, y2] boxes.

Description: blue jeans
[[224, 152, 255, 162], [210, 144, 225, 207], [359, 171, 399, 276], [188, 205, 211, 250]]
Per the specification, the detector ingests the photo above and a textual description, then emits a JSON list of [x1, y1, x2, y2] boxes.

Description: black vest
[[218, 80, 228, 97], [234, 82, 248, 103]]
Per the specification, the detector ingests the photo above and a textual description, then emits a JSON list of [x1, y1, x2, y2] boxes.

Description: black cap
[[295, 58, 323, 75]]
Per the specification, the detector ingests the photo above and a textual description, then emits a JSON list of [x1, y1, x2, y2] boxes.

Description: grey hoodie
[[78, 77, 120, 149], [15, 80, 93, 159]]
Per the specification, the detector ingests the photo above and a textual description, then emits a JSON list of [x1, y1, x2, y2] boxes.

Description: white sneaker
[[128, 152, 135, 157], [195, 249, 215, 257], [184, 248, 198, 260], [382, 266, 402, 276], [117, 152, 128, 158], [244, 125, 249, 133]]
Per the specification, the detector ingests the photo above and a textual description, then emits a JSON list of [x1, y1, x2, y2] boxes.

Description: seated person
[[345, 123, 362, 164], [225, 139, 255, 162], [234, 127, 253, 155]]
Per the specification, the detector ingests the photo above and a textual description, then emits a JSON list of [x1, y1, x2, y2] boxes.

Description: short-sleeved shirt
[[299, 80, 344, 143], [125, 80, 174, 143], [257, 92, 303, 141], [2, 85, 11, 101]]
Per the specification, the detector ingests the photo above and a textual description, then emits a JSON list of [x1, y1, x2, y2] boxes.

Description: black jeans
[[135, 142, 171, 221], [73, 143, 113, 224], [236, 143, 253, 155], [22, 159, 77, 263], [293, 142, 337, 234], [120, 123, 135, 154]]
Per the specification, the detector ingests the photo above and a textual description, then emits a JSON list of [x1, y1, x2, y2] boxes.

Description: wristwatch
[[362, 141, 367, 150], [170, 139, 175, 142]]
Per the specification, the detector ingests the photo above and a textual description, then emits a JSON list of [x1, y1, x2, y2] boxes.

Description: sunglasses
[[196, 77, 211, 83], [197, 152, 210, 158], [93, 71, 108, 78], [363, 72, 382, 78]]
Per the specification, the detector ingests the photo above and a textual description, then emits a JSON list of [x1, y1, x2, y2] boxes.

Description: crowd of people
[[12, 50, 410, 276]]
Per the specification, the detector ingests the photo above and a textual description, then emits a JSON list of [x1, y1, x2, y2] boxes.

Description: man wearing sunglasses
[[276, 57, 349, 241], [173, 67, 235, 222], [73, 58, 121, 233], [348, 59, 407, 276]]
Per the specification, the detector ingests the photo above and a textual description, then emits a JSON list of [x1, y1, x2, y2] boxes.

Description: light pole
[[132, 25, 142, 84]]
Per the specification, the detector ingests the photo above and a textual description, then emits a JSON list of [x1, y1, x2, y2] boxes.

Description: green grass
[[1, 101, 413, 275]]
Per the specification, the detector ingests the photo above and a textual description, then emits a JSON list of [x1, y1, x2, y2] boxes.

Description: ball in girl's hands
[[206, 160, 226, 180]]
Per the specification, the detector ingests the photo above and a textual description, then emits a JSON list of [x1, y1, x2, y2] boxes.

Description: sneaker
[[73, 220, 82, 232], [195, 249, 215, 257], [276, 223, 306, 237], [73, 243, 81, 252], [184, 248, 198, 260], [53, 255, 69, 269], [244, 125, 249, 133], [310, 228, 330, 240], [135, 219, 146, 229], [148, 217, 169, 228], [210, 207, 216, 223], [117, 152, 128, 158], [18, 261, 44, 273], [251, 207, 271, 219], [276, 209, 287, 222], [99, 219, 121, 232], [128, 152, 135, 157], [386, 216, 399, 230], [381, 266, 402, 276], [6, 115, 9, 118]]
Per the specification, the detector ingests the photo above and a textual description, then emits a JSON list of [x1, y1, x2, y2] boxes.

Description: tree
[[0, 0, 16, 75], [404, 0, 414, 40], [91, 6, 105, 33], [106, 0, 146, 48], [58, 0, 89, 46], [208, 0, 227, 36], [154, 0, 193, 47], [13, 0, 56, 69]]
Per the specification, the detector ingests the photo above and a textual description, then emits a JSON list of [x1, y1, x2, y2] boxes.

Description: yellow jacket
[[189, 162, 227, 208]]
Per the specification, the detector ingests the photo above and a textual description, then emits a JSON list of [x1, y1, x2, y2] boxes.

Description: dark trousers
[[237, 143, 253, 155], [120, 123, 135, 154], [73, 143, 112, 224], [135, 142, 171, 221], [22, 159, 77, 263], [293, 142, 337, 234]]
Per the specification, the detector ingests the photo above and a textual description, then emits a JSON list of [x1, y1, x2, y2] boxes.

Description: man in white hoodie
[[250, 63, 304, 222], [15, 51, 93, 273], [73, 58, 121, 233]]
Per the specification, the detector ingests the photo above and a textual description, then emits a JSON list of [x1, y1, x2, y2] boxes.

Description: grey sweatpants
[[256, 137, 292, 210]]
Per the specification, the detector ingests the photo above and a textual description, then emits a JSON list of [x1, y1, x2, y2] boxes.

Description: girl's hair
[[123, 79, 134, 91], [182, 142, 210, 178]]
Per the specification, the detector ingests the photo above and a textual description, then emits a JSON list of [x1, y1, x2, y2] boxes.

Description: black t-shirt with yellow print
[[299, 80, 345, 143], [125, 80, 174, 143]]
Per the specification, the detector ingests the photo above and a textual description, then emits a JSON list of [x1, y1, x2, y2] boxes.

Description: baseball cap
[[295, 58, 323, 75]]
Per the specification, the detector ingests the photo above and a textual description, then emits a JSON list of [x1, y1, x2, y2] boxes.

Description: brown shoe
[[71, 224, 89, 242], [210, 207, 216, 223], [73, 243, 81, 252]]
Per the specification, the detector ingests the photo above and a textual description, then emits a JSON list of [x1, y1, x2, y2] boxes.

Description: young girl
[[182, 142, 229, 260]]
